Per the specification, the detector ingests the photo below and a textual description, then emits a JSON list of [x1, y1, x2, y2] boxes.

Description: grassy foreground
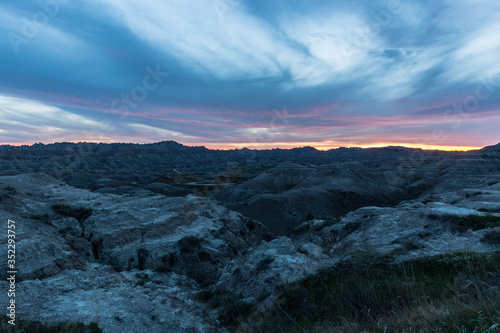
[[226, 251, 500, 332], [0, 316, 102, 333]]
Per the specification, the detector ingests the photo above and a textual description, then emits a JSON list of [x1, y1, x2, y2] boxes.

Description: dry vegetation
[[219, 251, 500, 332]]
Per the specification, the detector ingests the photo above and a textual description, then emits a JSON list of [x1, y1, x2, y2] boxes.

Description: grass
[[232, 251, 500, 332], [196, 290, 255, 329], [430, 213, 500, 232], [51, 203, 93, 223], [0, 315, 102, 333]]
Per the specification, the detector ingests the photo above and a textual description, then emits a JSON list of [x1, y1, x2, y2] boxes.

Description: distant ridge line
[[1, 140, 495, 152]]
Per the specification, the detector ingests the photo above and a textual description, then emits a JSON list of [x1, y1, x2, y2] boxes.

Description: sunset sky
[[1, 0, 500, 150]]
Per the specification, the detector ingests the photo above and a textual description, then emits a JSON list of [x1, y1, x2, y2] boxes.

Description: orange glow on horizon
[[1, 140, 484, 152], [199, 142, 481, 151]]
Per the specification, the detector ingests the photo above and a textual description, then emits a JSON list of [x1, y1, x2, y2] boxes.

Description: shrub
[[245, 219, 257, 231], [342, 221, 362, 234], [51, 203, 93, 223], [30, 213, 50, 224], [0, 185, 17, 201], [254, 256, 274, 273], [135, 272, 149, 286], [478, 207, 500, 213], [218, 296, 255, 328], [402, 239, 424, 250], [433, 213, 500, 231], [306, 213, 316, 221], [0, 315, 103, 332], [481, 230, 500, 244], [197, 250, 213, 261], [197, 291, 255, 329], [3, 186, 17, 195], [156, 253, 177, 272], [137, 248, 150, 270], [178, 235, 202, 253], [196, 289, 215, 303]]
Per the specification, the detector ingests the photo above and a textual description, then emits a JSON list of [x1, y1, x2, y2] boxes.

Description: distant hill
[[0, 140, 475, 187], [1, 141, 499, 235]]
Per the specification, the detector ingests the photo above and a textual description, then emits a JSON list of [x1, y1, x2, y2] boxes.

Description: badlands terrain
[[0, 141, 500, 332]]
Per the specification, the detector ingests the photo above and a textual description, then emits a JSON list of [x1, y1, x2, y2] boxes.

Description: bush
[[156, 253, 177, 272], [432, 213, 500, 231], [196, 289, 215, 303], [178, 235, 202, 253], [478, 207, 500, 213], [481, 230, 500, 244], [3, 186, 17, 195], [0, 315, 103, 332], [30, 213, 50, 224], [197, 250, 213, 261], [137, 248, 150, 270], [342, 221, 362, 234], [51, 203, 93, 223], [0, 185, 17, 201], [402, 239, 424, 250], [196, 290, 255, 329], [218, 296, 255, 328], [135, 272, 150, 286]]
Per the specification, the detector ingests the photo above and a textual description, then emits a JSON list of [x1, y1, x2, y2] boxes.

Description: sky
[[1, 0, 500, 150]]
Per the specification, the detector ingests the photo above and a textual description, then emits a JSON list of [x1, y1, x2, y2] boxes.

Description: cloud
[[0, 95, 102, 142], [92, 0, 297, 79], [126, 123, 201, 143], [0, 94, 205, 144], [1, 0, 500, 149]]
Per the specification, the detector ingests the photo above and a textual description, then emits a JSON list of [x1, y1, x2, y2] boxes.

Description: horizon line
[[0, 140, 494, 152]]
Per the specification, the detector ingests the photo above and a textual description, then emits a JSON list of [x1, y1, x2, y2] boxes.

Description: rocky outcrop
[[16, 267, 218, 333], [0, 173, 272, 332], [210, 174, 500, 301]]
